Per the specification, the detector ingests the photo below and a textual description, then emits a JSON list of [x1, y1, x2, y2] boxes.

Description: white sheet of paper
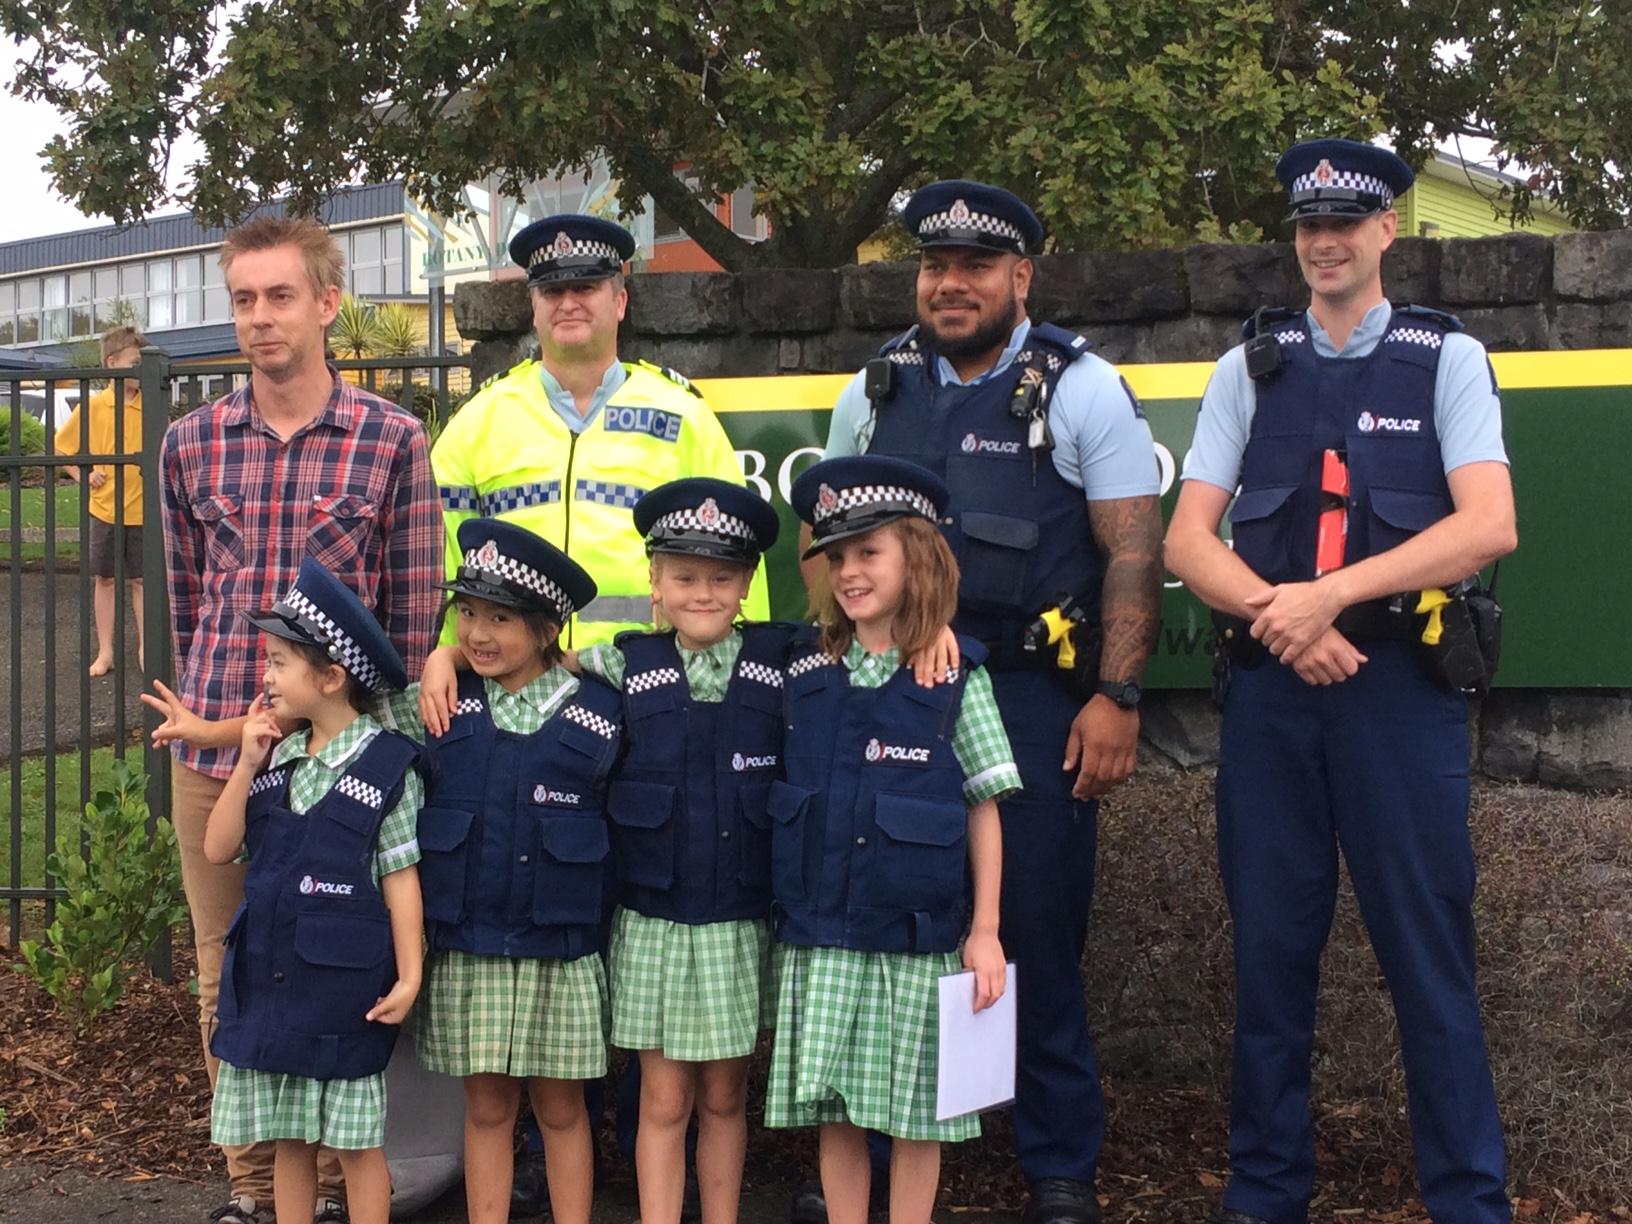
[[935, 964, 1017, 1121]]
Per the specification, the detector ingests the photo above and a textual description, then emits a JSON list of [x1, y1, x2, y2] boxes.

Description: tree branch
[[615, 141, 752, 272]]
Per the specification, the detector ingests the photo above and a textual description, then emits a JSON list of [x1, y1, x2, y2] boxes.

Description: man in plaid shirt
[[146, 215, 440, 1224]]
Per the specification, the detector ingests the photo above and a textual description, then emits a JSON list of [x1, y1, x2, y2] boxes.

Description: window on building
[[652, 174, 704, 242], [146, 259, 173, 329], [729, 186, 765, 240], [346, 225, 402, 297], [69, 270, 94, 338], [92, 267, 121, 331], [174, 253, 203, 325], [16, 278, 41, 343], [204, 256, 227, 323], [0, 280, 14, 346], [43, 274, 68, 343]]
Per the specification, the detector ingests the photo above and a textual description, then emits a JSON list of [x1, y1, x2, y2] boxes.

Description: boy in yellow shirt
[[55, 325, 149, 675]]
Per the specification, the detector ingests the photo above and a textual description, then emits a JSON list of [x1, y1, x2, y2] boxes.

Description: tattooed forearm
[[1087, 495, 1163, 683]]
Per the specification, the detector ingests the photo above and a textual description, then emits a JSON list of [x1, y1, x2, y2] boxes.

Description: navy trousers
[[1216, 641, 1508, 1224], [990, 669, 1105, 1185]]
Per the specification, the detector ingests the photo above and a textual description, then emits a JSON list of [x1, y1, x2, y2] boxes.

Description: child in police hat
[[532, 476, 787, 1224], [376, 518, 620, 1224], [769, 455, 1018, 1224], [187, 557, 424, 1224]]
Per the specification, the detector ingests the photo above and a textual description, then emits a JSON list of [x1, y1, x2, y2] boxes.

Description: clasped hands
[[1243, 579, 1369, 686]]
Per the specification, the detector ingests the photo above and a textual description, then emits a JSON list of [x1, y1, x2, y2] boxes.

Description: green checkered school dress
[[211, 715, 423, 1150], [381, 669, 611, 1080], [764, 643, 1020, 1142], [583, 633, 776, 1062]]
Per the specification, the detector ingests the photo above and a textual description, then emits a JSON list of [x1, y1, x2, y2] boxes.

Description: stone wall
[[451, 231, 1632, 789]]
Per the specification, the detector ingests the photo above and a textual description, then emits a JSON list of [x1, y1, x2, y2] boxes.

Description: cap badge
[[697, 497, 720, 527], [552, 230, 574, 256], [817, 483, 838, 512], [1314, 158, 1335, 186], [949, 198, 971, 225], [476, 539, 501, 569]]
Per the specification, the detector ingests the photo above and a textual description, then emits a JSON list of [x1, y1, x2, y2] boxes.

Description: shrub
[[1, 410, 47, 482], [15, 761, 189, 1035]]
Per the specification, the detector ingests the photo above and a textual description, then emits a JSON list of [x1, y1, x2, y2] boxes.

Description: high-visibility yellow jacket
[[432, 359, 769, 648]]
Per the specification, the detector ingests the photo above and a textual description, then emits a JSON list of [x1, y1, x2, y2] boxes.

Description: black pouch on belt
[[1422, 593, 1492, 694]]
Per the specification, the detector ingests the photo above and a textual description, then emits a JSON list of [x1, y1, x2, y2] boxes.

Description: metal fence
[[2, 347, 472, 956]]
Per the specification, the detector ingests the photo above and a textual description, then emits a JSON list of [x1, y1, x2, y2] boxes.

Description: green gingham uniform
[[211, 716, 423, 1150], [381, 669, 611, 1079], [583, 633, 776, 1062], [764, 643, 1020, 1141]]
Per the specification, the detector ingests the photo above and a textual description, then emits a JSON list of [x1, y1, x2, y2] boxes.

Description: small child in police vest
[[771, 456, 1016, 1224], [201, 558, 425, 1224], [551, 477, 785, 1224], [387, 519, 620, 1224]]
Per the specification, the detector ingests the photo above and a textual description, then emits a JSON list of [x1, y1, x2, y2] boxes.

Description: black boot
[[1026, 1178, 1103, 1224], [510, 1151, 551, 1220]]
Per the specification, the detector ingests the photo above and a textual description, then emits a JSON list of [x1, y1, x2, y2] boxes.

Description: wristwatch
[[1095, 679, 1142, 709]]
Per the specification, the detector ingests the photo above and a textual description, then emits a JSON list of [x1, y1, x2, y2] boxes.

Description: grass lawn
[[0, 484, 86, 565], [0, 746, 124, 911]]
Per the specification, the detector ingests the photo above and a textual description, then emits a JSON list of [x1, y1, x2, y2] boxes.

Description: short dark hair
[[287, 639, 377, 715]]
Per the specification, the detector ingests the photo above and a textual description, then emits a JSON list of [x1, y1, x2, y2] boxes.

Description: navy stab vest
[[1230, 305, 1458, 585], [770, 629, 986, 954], [609, 624, 795, 925], [211, 730, 420, 1081], [869, 322, 1105, 664], [415, 670, 623, 961]]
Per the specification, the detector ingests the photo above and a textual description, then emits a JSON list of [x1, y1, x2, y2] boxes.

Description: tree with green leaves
[[4, 0, 1625, 268]]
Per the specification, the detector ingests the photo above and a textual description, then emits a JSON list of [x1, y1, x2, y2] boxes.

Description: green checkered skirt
[[413, 949, 609, 1079], [211, 1063, 386, 1150], [764, 945, 979, 1142], [609, 907, 772, 1061]]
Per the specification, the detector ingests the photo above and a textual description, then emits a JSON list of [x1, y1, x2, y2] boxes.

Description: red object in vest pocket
[[1315, 448, 1349, 576]]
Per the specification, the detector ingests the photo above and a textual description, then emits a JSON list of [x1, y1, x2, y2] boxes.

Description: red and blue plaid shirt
[[161, 372, 443, 778]]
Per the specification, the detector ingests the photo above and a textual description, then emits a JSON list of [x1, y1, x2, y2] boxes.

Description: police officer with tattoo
[[1164, 140, 1517, 1224], [805, 180, 1164, 1224]]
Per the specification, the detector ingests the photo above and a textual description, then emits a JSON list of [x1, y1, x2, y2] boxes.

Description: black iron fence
[[2, 348, 471, 956]]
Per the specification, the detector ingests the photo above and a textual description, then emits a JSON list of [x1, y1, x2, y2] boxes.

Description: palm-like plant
[[372, 303, 422, 358], [330, 295, 383, 359]]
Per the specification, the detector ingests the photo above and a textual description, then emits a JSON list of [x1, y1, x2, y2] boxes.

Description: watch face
[[1101, 680, 1141, 707]]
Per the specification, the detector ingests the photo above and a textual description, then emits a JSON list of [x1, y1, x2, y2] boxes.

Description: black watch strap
[[1095, 679, 1142, 709]]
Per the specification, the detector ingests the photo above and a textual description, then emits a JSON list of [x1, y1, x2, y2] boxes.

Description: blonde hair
[[811, 517, 958, 659], [218, 215, 345, 296], [647, 552, 754, 632], [99, 325, 149, 363]]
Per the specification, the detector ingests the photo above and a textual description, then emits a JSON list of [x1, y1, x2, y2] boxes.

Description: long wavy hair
[[810, 517, 958, 659]]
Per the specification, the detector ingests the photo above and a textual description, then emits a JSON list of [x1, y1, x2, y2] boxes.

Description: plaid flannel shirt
[[161, 372, 442, 779]]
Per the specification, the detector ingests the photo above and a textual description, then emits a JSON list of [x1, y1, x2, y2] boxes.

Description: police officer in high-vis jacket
[[811, 181, 1164, 1224], [1164, 140, 1517, 1224], [432, 213, 767, 651]]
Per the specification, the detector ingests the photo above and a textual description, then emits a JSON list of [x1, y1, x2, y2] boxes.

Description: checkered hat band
[[1291, 169, 1392, 206], [651, 507, 754, 541], [461, 547, 574, 619], [278, 589, 385, 693], [812, 484, 938, 526], [529, 239, 621, 267], [916, 208, 1024, 246]]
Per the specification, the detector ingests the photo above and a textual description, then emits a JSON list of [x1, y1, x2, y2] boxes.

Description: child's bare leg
[[130, 577, 144, 671], [636, 1050, 696, 1224], [818, 1122, 871, 1224], [463, 1074, 521, 1224], [695, 1056, 751, 1224], [529, 1077, 594, 1224], [271, 1139, 319, 1224], [90, 576, 114, 675], [887, 1138, 940, 1224], [335, 1147, 390, 1224]]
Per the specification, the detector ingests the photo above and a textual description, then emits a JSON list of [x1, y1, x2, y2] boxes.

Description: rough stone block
[[1553, 302, 1632, 349], [1456, 304, 1553, 351], [1150, 313, 1241, 362], [452, 279, 531, 340], [620, 335, 777, 379], [466, 335, 538, 388], [626, 271, 738, 336], [1083, 323, 1157, 366], [1382, 237, 1441, 305], [741, 268, 837, 334], [1438, 233, 1552, 305], [1183, 243, 1304, 316], [837, 262, 919, 330], [800, 328, 898, 374], [1140, 691, 1221, 768], [778, 337, 803, 370], [1552, 230, 1632, 302], [1479, 690, 1632, 790], [1032, 250, 1188, 324]]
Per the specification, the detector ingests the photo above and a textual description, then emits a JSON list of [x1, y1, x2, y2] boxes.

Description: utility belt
[[1211, 578, 1502, 703], [969, 595, 1103, 699]]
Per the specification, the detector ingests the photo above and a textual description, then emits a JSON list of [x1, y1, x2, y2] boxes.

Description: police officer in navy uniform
[[810, 181, 1164, 1224], [1164, 140, 1517, 1224]]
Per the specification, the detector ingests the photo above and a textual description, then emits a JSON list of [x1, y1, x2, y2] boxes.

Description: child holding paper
[[767, 456, 1017, 1224]]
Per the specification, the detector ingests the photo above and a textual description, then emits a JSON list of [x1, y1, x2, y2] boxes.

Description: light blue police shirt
[[1182, 301, 1509, 491], [539, 359, 630, 435], [823, 318, 1160, 499]]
